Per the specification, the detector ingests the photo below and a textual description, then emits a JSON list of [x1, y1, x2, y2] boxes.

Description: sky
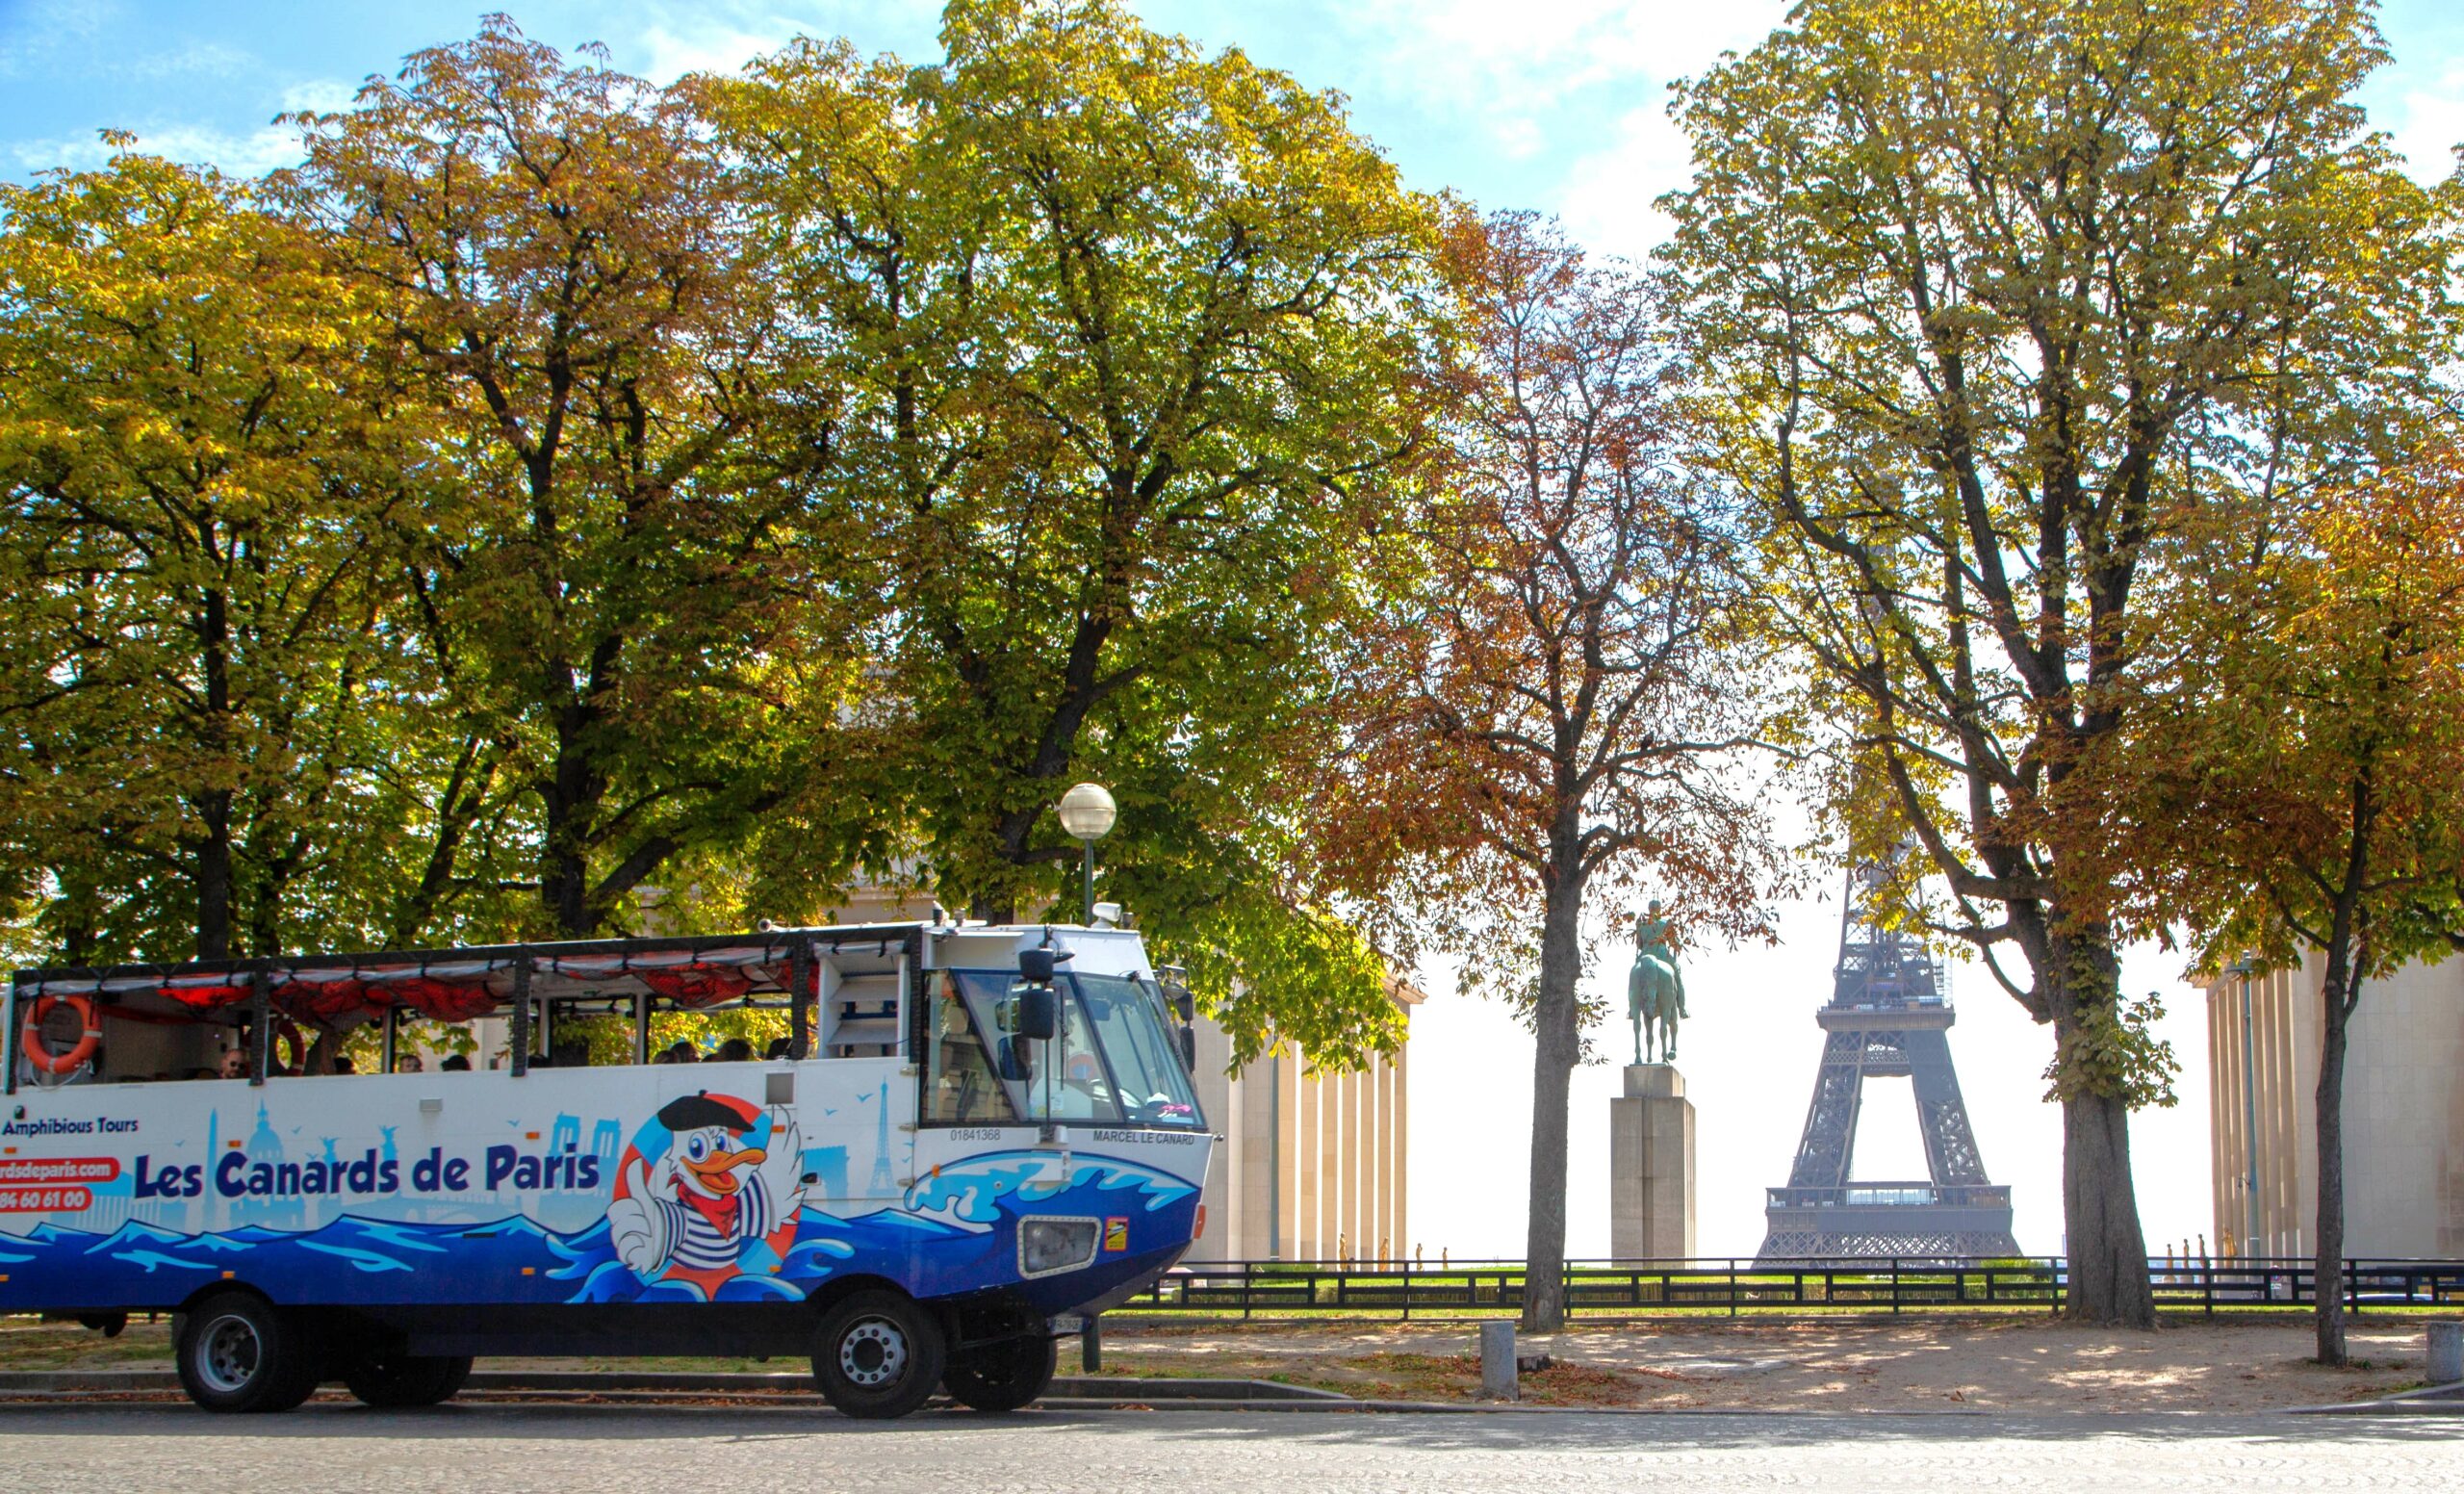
[[4, 0, 2460, 1260]]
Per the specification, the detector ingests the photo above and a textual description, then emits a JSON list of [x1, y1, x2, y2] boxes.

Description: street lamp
[[2226, 953, 2262, 1258], [1056, 782, 1116, 925]]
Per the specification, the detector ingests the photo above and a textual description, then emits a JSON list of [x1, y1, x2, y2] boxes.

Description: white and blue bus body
[[0, 922, 1211, 1415]]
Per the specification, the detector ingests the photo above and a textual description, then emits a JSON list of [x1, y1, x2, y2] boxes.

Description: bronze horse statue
[[1628, 902, 1687, 1065]]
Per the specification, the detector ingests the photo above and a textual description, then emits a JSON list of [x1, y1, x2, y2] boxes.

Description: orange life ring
[[270, 1017, 307, 1076], [21, 993, 102, 1075]]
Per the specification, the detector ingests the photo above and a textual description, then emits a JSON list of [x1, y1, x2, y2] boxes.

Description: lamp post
[[1055, 782, 1116, 925], [2227, 953, 2262, 1258]]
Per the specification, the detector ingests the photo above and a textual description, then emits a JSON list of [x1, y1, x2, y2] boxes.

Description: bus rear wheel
[[943, 1332, 1057, 1412], [811, 1289, 946, 1419], [344, 1351, 474, 1408], [174, 1292, 321, 1414]]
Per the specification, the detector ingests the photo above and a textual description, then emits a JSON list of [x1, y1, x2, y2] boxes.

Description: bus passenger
[[440, 1054, 472, 1071], [394, 1053, 424, 1073], [218, 1048, 250, 1081], [715, 1038, 754, 1064]]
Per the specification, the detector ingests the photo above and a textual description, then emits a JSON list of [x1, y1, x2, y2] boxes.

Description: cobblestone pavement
[[4, 1404, 2460, 1490]]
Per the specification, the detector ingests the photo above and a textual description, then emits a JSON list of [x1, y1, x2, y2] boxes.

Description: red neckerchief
[[679, 1180, 741, 1239]]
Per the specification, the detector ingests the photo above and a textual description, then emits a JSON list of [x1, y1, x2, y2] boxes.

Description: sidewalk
[[0, 1312, 2442, 1414], [1090, 1315, 2444, 1412]]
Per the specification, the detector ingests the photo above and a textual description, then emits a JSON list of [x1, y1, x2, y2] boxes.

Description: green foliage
[[2043, 990, 2180, 1110], [706, 0, 1450, 1065], [0, 4, 1449, 1070], [1662, 0, 2455, 1076], [278, 17, 879, 943], [0, 146, 418, 964]]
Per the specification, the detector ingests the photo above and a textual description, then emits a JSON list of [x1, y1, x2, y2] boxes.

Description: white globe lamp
[[1056, 782, 1117, 923]]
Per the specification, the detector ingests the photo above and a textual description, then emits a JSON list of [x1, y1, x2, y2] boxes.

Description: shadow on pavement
[[2, 1401, 2459, 1451]]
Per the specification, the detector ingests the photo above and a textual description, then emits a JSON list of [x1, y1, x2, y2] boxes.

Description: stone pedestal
[[1609, 1064, 1696, 1263]]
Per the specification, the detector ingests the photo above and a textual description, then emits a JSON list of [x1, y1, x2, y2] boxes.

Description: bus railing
[[1110, 1256, 2464, 1320]]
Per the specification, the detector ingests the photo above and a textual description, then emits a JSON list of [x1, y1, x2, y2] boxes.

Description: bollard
[[2429, 1321, 2463, 1386], [1081, 1317, 1103, 1374], [1478, 1321, 1518, 1401]]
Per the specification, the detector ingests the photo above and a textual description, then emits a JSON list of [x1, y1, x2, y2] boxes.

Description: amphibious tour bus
[[0, 921, 1211, 1416]]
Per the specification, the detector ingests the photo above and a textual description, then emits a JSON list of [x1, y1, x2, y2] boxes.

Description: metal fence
[[1112, 1257, 2464, 1321]]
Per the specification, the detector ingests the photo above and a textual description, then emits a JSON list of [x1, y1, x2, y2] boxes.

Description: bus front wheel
[[344, 1351, 473, 1408], [812, 1290, 947, 1419], [943, 1332, 1057, 1412], [173, 1292, 321, 1414]]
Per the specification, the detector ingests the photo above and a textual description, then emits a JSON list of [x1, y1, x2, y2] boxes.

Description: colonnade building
[[2205, 949, 2464, 1259], [1182, 984, 1416, 1264]]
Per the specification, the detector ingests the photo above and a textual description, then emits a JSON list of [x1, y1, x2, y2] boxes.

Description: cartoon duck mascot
[[606, 1092, 806, 1296]]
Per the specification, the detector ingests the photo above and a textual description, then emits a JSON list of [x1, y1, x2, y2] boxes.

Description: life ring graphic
[[21, 993, 102, 1075], [270, 1018, 307, 1075]]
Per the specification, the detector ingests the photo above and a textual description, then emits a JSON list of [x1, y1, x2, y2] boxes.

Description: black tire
[[344, 1352, 474, 1408], [173, 1292, 321, 1414], [943, 1332, 1057, 1413], [811, 1289, 947, 1419]]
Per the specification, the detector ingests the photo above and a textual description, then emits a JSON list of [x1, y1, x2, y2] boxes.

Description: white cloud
[[10, 118, 307, 177], [0, 0, 115, 79], [1554, 93, 1695, 261], [277, 78, 358, 116], [2384, 62, 2464, 185], [636, 21, 798, 82], [1330, 0, 1784, 120], [623, 1, 940, 82], [118, 39, 255, 81]]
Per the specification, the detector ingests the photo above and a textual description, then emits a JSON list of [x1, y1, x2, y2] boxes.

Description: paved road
[[4, 1404, 2458, 1490]]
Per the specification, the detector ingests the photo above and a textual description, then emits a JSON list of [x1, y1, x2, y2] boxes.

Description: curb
[[0, 1367, 1343, 1404], [2286, 1379, 2464, 1417]]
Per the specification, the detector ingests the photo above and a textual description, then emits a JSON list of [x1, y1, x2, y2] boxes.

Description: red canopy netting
[[27, 944, 804, 1025]]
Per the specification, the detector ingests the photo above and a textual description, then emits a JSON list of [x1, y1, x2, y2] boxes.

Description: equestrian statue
[[1628, 901, 1687, 1066]]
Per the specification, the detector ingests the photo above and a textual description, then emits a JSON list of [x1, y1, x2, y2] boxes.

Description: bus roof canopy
[[8, 927, 926, 1026]]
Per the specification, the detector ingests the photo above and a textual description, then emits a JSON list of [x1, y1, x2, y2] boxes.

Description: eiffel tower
[[1758, 858, 2019, 1263], [869, 1079, 896, 1194]]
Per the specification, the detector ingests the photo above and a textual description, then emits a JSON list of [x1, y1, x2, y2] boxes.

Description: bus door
[[807, 944, 912, 1213]]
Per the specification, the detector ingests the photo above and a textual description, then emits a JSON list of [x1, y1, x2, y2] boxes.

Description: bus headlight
[[1018, 1217, 1100, 1277]]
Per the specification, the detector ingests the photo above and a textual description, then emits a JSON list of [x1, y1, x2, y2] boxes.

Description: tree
[[0, 145, 417, 964], [2105, 444, 2464, 1362], [1662, 0, 2454, 1323], [282, 19, 866, 940], [708, 0, 1449, 1061], [1328, 213, 1776, 1329]]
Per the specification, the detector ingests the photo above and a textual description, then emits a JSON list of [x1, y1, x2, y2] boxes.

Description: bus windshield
[[941, 969, 1202, 1129], [1071, 974, 1201, 1129]]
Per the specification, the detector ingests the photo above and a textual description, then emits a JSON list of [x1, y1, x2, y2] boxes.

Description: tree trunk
[[540, 698, 605, 939], [2056, 1076, 2156, 1326], [193, 787, 234, 964], [2314, 981, 2351, 1365], [1520, 854, 1586, 1333], [2312, 777, 2373, 1366], [2043, 932, 2155, 1327], [194, 580, 234, 964]]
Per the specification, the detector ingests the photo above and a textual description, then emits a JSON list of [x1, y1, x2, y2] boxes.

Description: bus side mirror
[[1179, 1025, 1196, 1072], [999, 1037, 1034, 1082], [1014, 986, 1058, 1042], [1019, 948, 1058, 983]]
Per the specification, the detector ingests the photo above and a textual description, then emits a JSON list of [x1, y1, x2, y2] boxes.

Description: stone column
[[1608, 1064, 1696, 1263]]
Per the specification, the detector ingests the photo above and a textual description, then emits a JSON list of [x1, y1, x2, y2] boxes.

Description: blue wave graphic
[[0, 1150, 1198, 1314]]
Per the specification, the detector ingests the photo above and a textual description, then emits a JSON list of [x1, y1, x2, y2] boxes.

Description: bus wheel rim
[[197, 1314, 263, 1395], [838, 1318, 907, 1388]]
